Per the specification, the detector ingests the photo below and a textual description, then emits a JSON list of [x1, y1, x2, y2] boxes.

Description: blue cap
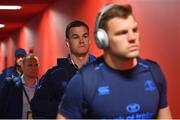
[[15, 48, 27, 57]]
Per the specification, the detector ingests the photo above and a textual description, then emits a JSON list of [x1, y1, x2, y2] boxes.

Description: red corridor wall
[[0, 0, 179, 118]]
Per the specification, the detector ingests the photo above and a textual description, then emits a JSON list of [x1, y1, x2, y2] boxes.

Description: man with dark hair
[[0, 48, 27, 88], [30, 20, 96, 118], [57, 4, 171, 119], [0, 54, 39, 119]]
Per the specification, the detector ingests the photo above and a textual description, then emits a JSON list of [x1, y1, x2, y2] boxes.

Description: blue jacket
[[0, 65, 21, 89], [0, 77, 23, 118], [30, 54, 96, 118]]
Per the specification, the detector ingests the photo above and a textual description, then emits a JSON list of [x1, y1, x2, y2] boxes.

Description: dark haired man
[[31, 20, 96, 118]]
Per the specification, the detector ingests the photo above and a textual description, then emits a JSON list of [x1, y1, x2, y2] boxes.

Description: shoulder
[[143, 59, 158, 65], [138, 57, 161, 69], [79, 56, 104, 74], [39, 58, 70, 82], [3, 76, 21, 89], [46, 65, 63, 75], [138, 57, 166, 82], [44, 57, 70, 76], [39, 65, 62, 84], [1, 66, 18, 79], [88, 54, 96, 62], [2, 66, 15, 73], [57, 57, 70, 67]]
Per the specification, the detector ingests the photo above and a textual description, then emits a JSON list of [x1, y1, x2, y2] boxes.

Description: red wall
[[0, 0, 179, 118], [0, 41, 5, 71], [4, 37, 15, 67]]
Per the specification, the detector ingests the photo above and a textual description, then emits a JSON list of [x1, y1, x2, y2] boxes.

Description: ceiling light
[[0, 5, 22, 10], [0, 24, 5, 28]]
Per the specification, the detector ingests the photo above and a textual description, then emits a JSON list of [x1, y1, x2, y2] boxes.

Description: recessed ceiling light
[[0, 24, 5, 28], [0, 5, 22, 10]]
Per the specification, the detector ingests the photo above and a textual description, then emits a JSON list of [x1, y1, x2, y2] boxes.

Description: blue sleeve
[[153, 63, 168, 109], [58, 72, 83, 119], [0, 73, 5, 88], [145, 59, 169, 109], [0, 79, 8, 113], [158, 69, 168, 109], [2, 68, 13, 77], [0, 78, 14, 117], [0, 69, 9, 88]]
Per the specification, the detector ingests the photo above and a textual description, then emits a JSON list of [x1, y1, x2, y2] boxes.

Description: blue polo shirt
[[59, 57, 167, 119]]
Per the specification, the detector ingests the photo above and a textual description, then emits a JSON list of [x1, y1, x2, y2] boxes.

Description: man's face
[[22, 58, 39, 79], [67, 26, 90, 56], [106, 15, 140, 60], [15, 56, 24, 67]]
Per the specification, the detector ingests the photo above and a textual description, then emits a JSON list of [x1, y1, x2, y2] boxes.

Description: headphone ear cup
[[94, 4, 115, 49], [95, 28, 109, 49]]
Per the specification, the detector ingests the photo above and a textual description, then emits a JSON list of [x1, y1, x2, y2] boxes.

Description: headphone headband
[[95, 4, 116, 31]]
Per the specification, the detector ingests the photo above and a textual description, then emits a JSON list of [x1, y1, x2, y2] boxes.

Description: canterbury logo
[[98, 86, 110, 96]]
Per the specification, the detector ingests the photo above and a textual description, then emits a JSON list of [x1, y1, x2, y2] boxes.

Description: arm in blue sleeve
[[58, 72, 83, 119]]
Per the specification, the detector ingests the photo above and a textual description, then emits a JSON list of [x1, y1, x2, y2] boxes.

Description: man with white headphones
[[57, 3, 171, 119]]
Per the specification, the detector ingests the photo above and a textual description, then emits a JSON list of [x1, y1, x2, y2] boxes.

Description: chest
[[89, 70, 160, 119]]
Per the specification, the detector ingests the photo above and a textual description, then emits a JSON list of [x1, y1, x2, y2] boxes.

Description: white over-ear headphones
[[94, 4, 116, 49]]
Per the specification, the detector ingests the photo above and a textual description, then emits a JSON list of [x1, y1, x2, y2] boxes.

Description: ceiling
[[0, 0, 57, 40]]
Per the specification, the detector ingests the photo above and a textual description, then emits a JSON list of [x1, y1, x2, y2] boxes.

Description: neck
[[104, 53, 137, 71], [70, 53, 89, 69], [23, 75, 36, 87]]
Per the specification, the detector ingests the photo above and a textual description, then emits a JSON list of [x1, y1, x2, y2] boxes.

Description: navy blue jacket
[[30, 54, 96, 118], [0, 65, 21, 89], [0, 77, 23, 118]]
